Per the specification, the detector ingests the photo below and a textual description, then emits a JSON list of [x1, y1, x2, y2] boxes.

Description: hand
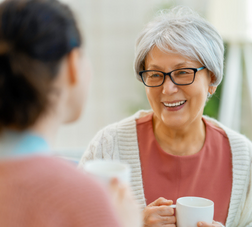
[[198, 221, 224, 227], [143, 197, 176, 227], [109, 178, 142, 227]]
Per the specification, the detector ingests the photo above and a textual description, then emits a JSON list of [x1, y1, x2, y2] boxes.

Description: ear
[[208, 71, 216, 84], [208, 85, 217, 95], [208, 71, 217, 95], [66, 48, 80, 85]]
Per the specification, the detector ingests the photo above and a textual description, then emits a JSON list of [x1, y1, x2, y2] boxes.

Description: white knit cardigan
[[79, 110, 252, 227]]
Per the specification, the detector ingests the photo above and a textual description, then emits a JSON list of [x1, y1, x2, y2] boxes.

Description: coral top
[[136, 114, 232, 225]]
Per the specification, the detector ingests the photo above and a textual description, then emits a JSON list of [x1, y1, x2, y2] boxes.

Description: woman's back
[[0, 155, 122, 227]]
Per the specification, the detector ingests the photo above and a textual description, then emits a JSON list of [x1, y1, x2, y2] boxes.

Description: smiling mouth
[[163, 100, 187, 107]]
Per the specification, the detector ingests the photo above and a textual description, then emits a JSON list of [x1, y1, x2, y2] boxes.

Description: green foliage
[[203, 43, 227, 119], [203, 82, 222, 119]]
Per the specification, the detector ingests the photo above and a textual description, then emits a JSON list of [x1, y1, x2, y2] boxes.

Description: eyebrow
[[173, 62, 190, 68], [145, 64, 163, 70], [146, 62, 191, 71]]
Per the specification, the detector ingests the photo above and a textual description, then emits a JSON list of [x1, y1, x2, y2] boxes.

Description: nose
[[162, 75, 178, 95]]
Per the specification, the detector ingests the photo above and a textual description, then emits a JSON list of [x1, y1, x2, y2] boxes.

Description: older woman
[[79, 7, 252, 227]]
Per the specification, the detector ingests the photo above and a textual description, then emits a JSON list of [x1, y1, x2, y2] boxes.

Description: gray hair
[[134, 6, 224, 86]]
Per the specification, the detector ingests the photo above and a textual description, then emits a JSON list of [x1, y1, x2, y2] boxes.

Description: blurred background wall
[[55, 0, 252, 159]]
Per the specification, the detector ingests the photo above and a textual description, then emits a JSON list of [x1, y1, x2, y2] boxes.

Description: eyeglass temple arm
[[197, 66, 206, 71]]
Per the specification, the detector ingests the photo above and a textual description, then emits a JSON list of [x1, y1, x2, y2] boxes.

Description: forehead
[[145, 45, 199, 69]]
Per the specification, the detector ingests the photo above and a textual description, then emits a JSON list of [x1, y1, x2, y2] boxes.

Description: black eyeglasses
[[139, 66, 206, 87]]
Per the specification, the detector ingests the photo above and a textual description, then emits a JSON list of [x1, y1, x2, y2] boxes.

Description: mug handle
[[169, 204, 176, 208]]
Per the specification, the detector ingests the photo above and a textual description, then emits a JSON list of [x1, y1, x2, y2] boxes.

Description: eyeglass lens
[[142, 69, 195, 86]]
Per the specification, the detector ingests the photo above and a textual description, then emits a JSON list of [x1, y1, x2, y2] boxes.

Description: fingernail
[[198, 222, 203, 226], [110, 178, 118, 184]]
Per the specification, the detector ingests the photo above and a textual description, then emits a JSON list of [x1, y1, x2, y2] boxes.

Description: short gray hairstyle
[[134, 6, 224, 86]]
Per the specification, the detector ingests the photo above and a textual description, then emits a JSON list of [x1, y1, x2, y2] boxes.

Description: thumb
[[109, 178, 119, 189], [148, 197, 173, 207], [197, 221, 212, 227]]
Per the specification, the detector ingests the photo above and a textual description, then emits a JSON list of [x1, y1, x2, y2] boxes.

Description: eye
[[178, 70, 190, 74], [173, 69, 194, 76], [146, 71, 164, 78], [150, 73, 162, 78]]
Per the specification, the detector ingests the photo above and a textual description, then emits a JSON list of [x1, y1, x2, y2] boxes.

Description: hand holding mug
[[197, 221, 223, 227], [83, 160, 142, 227], [109, 178, 142, 227], [143, 197, 176, 227]]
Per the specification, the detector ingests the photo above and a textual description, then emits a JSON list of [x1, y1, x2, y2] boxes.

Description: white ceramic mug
[[171, 197, 214, 227], [83, 159, 131, 184]]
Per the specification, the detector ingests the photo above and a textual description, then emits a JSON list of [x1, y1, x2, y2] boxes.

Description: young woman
[[0, 0, 141, 227]]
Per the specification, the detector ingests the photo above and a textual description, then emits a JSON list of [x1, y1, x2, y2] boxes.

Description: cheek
[[82, 59, 92, 87], [202, 75, 212, 94], [145, 87, 150, 98], [145, 87, 162, 109], [187, 84, 209, 110], [79, 58, 92, 98], [145, 87, 156, 102], [191, 76, 210, 98]]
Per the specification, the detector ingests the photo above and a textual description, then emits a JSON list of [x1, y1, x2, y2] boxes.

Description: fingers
[[161, 215, 176, 225], [109, 178, 133, 203], [150, 205, 174, 216], [197, 221, 223, 227], [109, 178, 143, 227], [109, 178, 128, 194], [146, 197, 175, 218], [149, 225, 175, 227], [212, 221, 223, 226], [159, 205, 174, 216], [145, 214, 176, 226], [109, 177, 120, 190], [148, 197, 174, 207], [162, 224, 176, 227], [143, 201, 176, 227], [108, 178, 120, 199]]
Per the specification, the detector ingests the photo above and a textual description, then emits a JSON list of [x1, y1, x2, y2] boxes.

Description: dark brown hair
[[0, 0, 82, 130]]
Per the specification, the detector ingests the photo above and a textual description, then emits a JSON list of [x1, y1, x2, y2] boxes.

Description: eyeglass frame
[[139, 66, 206, 87]]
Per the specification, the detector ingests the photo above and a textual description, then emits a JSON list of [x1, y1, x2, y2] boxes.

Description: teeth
[[163, 100, 186, 107]]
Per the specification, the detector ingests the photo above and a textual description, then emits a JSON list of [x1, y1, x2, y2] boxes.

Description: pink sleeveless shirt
[[136, 114, 232, 224]]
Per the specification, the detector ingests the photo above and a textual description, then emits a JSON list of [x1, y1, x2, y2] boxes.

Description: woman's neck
[[153, 115, 206, 156], [28, 112, 63, 147]]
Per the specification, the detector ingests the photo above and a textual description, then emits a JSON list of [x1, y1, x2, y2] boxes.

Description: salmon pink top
[[136, 113, 232, 225], [0, 156, 122, 227], [0, 131, 122, 227]]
